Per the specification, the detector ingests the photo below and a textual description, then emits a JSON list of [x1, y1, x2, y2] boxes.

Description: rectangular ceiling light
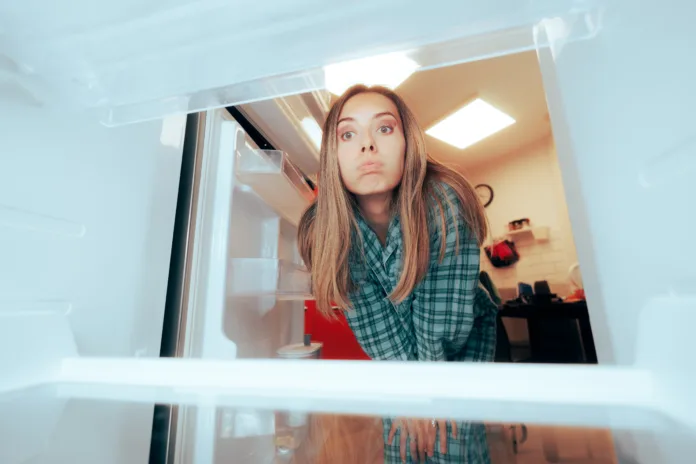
[[301, 117, 323, 150], [324, 52, 420, 96], [425, 98, 515, 150]]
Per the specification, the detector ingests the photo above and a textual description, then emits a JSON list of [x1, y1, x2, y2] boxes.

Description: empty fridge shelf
[[228, 259, 311, 300], [235, 149, 315, 226]]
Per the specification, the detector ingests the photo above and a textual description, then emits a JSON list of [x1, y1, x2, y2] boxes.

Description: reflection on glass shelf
[[228, 259, 311, 300], [3, 386, 690, 464], [235, 149, 315, 226]]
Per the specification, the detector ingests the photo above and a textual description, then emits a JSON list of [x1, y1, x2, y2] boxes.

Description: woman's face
[[335, 92, 406, 197]]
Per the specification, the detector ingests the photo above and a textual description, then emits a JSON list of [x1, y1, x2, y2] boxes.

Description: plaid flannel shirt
[[345, 181, 497, 463]]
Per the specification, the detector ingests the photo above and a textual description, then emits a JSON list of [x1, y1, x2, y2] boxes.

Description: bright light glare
[[301, 117, 322, 149], [323, 52, 419, 96], [425, 98, 515, 150]]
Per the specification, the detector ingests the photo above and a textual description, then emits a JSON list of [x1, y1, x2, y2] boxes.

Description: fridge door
[[174, 107, 312, 363], [163, 107, 313, 463]]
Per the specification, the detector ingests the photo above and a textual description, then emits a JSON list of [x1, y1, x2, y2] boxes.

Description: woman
[[297, 85, 497, 463]]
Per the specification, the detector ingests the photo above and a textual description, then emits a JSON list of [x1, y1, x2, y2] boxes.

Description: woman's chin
[[354, 185, 393, 198], [350, 177, 400, 197]]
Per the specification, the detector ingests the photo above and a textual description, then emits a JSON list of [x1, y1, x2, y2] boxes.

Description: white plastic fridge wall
[[0, 101, 185, 461], [536, 3, 696, 460]]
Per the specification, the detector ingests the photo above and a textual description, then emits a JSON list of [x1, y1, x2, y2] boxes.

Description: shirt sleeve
[[411, 185, 489, 362]]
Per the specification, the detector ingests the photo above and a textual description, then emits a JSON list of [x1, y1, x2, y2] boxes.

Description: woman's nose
[[361, 135, 376, 153]]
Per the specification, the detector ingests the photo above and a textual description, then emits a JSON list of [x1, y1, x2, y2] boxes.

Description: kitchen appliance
[[1, 1, 695, 463]]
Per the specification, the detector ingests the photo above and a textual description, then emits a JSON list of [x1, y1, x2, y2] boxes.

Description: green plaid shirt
[[345, 181, 497, 463]]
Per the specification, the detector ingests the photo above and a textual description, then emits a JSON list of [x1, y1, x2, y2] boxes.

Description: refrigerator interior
[[1, 0, 695, 463]]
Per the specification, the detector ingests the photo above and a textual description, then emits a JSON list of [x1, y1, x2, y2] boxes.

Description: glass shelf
[[235, 149, 315, 227], [3, 377, 686, 464]]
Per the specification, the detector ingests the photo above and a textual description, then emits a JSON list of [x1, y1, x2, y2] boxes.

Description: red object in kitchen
[[304, 300, 370, 360]]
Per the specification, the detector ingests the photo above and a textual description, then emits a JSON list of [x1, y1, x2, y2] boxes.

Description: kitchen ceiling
[[243, 49, 552, 178], [397, 50, 552, 170]]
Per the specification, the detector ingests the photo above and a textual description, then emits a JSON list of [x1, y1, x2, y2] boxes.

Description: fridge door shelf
[[228, 259, 311, 300], [239, 93, 327, 177], [235, 149, 315, 226]]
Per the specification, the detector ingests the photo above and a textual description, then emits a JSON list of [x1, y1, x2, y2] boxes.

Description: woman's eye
[[340, 131, 355, 141], [378, 125, 394, 134]]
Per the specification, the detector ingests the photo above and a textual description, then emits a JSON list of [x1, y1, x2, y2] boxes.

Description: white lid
[[276, 342, 322, 359]]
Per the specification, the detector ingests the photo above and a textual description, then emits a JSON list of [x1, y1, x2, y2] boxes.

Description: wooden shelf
[[506, 226, 550, 242]]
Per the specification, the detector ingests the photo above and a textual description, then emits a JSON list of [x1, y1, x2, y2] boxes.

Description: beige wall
[[463, 136, 580, 297]]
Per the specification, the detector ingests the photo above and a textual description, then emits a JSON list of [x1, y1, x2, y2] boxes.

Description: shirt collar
[[354, 208, 401, 257]]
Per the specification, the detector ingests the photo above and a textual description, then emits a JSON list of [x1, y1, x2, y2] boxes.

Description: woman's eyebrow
[[337, 111, 398, 125], [373, 111, 398, 120]]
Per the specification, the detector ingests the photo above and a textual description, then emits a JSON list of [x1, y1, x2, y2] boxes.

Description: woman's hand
[[388, 418, 458, 463]]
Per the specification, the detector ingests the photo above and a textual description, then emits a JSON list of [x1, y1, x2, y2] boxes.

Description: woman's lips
[[359, 161, 383, 173]]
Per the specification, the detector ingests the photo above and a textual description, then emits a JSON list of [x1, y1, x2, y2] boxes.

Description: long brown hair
[[298, 85, 487, 316]]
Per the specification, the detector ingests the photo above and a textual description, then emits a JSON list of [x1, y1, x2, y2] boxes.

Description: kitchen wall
[[462, 135, 580, 297]]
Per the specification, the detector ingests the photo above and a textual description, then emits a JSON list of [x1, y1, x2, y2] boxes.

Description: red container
[[303, 300, 370, 360]]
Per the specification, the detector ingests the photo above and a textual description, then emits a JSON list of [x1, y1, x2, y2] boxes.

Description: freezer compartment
[[3, 361, 693, 464], [0, 1, 597, 125], [235, 149, 315, 227], [228, 259, 311, 300]]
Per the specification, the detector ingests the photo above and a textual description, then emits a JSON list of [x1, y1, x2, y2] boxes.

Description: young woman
[[298, 85, 497, 463]]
